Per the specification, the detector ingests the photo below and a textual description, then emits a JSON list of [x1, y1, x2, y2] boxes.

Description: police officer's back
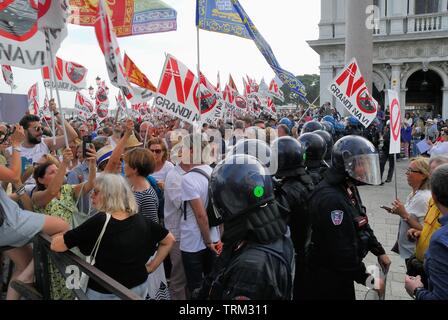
[[306, 136, 391, 300], [198, 155, 294, 300], [298, 132, 328, 185], [271, 136, 314, 300]]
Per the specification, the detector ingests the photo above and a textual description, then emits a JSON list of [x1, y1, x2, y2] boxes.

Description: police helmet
[[322, 115, 336, 126], [348, 116, 360, 126], [297, 132, 327, 162], [228, 138, 271, 169], [279, 117, 293, 130], [331, 135, 381, 185], [301, 120, 323, 134], [210, 155, 275, 221], [313, 130, 334, 161], [270, 136, 306, 178], [320, 121, 335, 135]]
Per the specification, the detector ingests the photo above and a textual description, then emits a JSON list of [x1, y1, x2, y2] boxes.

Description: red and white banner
[[95, 82, 109, 107], [38, 0, 69, 29], [96, 103, 109, 122], [328, 58, 378, 128], [155, 54, 200, 124], [74, 92, 94, 120], [268, 78, 284, 102], [0, 0, 67, 69], [27, 83, 39, 115], [42, 56, 88, 91], [388, 90, 402, 154], [1, 65, 14, 87], [266, 97, 277, 118], [199, 72, 224, 125]]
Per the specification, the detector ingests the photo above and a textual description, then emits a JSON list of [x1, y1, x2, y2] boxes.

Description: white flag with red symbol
[[1, 65, 15, 88], [199, 72, 224, 125], [27, 83, 39, 115], [268, 78, 284, 102], [155, 54, 200, 124], [41, 56, 88, 91], [38, 0, 69, 29], [75, 92, 94, 120], [0, 0, 67, 69]]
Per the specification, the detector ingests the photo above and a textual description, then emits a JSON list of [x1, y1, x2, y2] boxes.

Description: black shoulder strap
[[183, 167, 211, 221]]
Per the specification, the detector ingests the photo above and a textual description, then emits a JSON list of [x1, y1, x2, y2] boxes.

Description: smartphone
[[380, 205, 393, 213], [82, 135, 93, 158]]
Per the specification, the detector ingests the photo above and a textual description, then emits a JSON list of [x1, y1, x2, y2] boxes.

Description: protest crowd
[[1, 96, 448, 301], [1, 0, 448, 302]]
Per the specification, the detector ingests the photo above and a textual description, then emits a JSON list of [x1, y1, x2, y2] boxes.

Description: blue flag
[[230, 0, 308, 103], [196, 0, 251, 39]]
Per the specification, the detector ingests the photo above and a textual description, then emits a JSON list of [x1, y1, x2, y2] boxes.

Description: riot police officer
[[301, 120, 323, 135], [305, 135, 391, 300], [313, 129, 334, 162], [271, 136, 314, 300], [197, 155, 295, 300], [298, 132, 328, 184]]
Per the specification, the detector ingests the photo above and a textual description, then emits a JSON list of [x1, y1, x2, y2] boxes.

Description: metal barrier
[[33, 233, 142, 300]]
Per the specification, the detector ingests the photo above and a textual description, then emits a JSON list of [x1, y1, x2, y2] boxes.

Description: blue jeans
[[181, 248, 216, 294], [86, 281, 148, 300]]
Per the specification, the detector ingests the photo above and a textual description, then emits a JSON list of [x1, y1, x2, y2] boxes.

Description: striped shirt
[[134, 187, 159, 224]]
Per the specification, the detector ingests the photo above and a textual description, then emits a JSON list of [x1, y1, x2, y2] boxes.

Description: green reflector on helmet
[[253, 186, 265, 198]]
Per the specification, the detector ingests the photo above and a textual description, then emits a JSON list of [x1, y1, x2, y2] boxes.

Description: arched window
[[415, 0, 439, 14]]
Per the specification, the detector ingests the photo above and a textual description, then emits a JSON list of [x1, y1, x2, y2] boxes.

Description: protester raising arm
[[43, 99, 79, 152], [32, 148, 73, 208], [0, 125, 25, 183], [104, 119, 134, 174], [72, 147, 97, 199]]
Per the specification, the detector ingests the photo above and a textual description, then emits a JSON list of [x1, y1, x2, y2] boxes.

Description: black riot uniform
[[197, 154, 295, 300], [298, 132, 328, 185], [271, 137, 314, 300], [305, 136, 387, 300]]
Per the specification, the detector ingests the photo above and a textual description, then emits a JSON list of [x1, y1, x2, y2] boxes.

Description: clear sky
[[0, 0, 321, 111]]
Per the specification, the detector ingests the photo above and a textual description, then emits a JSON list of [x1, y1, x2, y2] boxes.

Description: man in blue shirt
[[405, 164, 448, 300]]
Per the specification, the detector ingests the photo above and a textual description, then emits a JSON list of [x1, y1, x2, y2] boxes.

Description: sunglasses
[[406, 168, 421, 174], [92, 188, 100, 195], [150, 149, 163, 154], [32, 126, 43, 132]]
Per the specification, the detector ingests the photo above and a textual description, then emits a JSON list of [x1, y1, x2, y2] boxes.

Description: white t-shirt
[[164, 165, 185, 239], [152, 161, 174, 182], [8, 141, 50, 187], [398, 190, 431, 259], [180, 164, 219, 253]]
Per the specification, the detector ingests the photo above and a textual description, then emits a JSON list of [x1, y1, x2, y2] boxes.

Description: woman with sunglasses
[[383, 157, 431, 261], [147, 138, 174, 191]]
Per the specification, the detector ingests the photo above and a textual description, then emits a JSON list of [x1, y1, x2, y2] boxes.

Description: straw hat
[[125, 134, 143, 149], [96, 145, 114, 167]]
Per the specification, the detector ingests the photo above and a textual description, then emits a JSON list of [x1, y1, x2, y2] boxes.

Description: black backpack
[[183, 168, 223, 227]]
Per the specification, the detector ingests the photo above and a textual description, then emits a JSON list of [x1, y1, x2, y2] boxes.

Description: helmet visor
[[344, 154, 381, 185]]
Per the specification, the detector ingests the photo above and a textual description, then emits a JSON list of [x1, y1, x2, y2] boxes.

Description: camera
[[0, 124, 16, 144]]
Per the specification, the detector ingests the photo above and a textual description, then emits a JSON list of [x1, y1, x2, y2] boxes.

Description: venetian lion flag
[[42, 57, 88, 91], [123, 54, 157, 92], [27, 83, 39, 115], [0, 0, 67, 69], [69, 0, 177, 37]]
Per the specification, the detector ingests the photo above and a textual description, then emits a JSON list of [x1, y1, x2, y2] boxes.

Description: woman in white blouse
[[386, 157, 431, 260]]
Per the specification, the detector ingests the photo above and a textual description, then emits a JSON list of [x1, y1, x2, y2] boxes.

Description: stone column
[[320, 0, 334, 39], [390, 64, 402, 93], [388, 0, 407, 34], [345, 0, 374, 95], [441, 0, 447, 12], [442, 87, 448, 120], [319, 65, 335, 107]]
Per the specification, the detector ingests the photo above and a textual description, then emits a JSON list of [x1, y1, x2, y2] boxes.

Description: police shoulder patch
[[331, 210, 344, 226]]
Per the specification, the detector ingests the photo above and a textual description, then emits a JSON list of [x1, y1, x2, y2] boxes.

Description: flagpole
[[196, 26, 202, 128], [46, 86, 57, 146], [393, 153, 398, 200], [45, 29, 69, 149], [296, 94, 321, 124]]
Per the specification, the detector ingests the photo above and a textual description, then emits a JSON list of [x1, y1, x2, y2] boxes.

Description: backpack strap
[[182, 168, 211, 221]]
